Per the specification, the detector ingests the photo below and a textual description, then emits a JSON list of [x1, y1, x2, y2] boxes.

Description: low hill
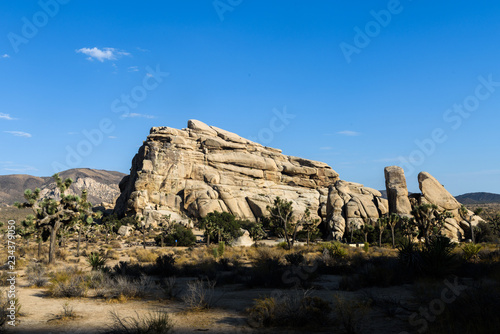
[[0, 168, 126, 206], [455, 192, 500, 204]]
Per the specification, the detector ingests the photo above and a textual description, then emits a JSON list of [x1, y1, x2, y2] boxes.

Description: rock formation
[[384, 166, 412, 216], [115, 120, 483, 242], [114, 120, 389, 232]]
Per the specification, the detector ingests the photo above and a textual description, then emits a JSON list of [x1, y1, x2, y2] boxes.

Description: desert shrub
[[106, 309, 173, 334], [239, 220, 266, 241], [474, 222, 498, 243], [320, 242, 348, 259], [247, 291, 332, 329], [277, 241, 289, 250], [248, 250, 285, 288], [285, 252, 305, 266], [462, 243, 482, 262], [154, 254, 176, 276], [99, 275, 154, 300], [160, 277, 178, 300], [333, 295, 368, 334], [339, 257, 400, 291], [25, 261, 47, 287], [134, 249, 158, 263], [397, 238, 422, 273], [56, 248, 69, 261], [182, 279, 216, 310], [157, 223, 196, 247], [87, 252, 107, 271], [49, 267, 87, 298], [420, 236, 458, 277]]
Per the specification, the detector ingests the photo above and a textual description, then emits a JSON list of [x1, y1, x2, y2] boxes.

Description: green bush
[[200, 211, 243, 244], [87, 252, 107, 271], [285, 252, 305, 266], [157, 224, 196, 247], [462, 243, 482, 262], [320, 242, 348, 259]]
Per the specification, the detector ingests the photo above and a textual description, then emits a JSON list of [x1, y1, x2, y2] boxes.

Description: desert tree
[[199, 211, 243, 245], [459, 205, 483, 243], [267, 197, 298, 249], [375, 216, 387, 247], [299, 208, 319, 246], [387, 213, 401, 248], [411, 204, 451, 244], [360, 217, 375, 244], [15, 173, 95, 264]]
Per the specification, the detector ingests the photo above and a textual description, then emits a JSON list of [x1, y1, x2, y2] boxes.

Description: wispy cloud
[[320, 146, 333, 150], [0, 113, 16, 120], [122, 113, 155, 119], [0, 161, 37, 173], [108, 136, 117, 139], [76, 47, 130, 62], [337, 130, 361, 136], [136, 47, 150, 52], [4, 131, 32, 138], [1, 54, 9, 58], [127, 66, 139, 72]]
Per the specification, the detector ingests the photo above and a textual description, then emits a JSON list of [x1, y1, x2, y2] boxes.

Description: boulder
[[384, 166, 412, 215], [232, 229, 254, 247], [418, 172, 461, 211], [118, 225, 133, 237]]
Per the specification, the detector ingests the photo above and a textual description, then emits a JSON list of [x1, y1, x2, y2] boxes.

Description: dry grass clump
[[48, 266, 88, 298], [129, 249, 158, 263], [105, 309, 173, 334], [95, 275, 155, 300], [247, 290, 332, 329], [182, 278, 217, 310], [25, 261, 47, 287]]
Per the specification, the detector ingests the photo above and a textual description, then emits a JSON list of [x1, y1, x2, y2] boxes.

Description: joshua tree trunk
[[207, 233, 210, 246], [470, 222, 475, 243], [143, 231, 146, 249], [379, 231, 383, 247], [391, 227, 396, 248], [364, 233, 368, 244], [307, 230, 310, 247], [38, 237, 42, 259], [161, 234, 164, 248], [77, 229, 81, 257]]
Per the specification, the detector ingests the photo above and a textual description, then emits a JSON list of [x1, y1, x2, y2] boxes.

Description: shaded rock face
[[326, 180, 388, 240], [384, 166, 412, 216], [115, 120, 342, 226]]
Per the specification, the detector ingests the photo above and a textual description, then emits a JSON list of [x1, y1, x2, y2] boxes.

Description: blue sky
[[1, 0, 499, 195]]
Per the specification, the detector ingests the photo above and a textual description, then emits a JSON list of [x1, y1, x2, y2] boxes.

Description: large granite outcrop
[[115, 120, 344, 226], [115, 121, 482, 242]]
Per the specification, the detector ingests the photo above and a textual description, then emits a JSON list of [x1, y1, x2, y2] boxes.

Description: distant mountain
[[0, 168, 126, 206], [455, 192, 500, 204]]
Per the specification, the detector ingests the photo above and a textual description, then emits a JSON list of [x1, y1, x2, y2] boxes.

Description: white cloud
[[136, 47, 150, 52], [76, 47, 130, 62], [4, 131, 32, 138], [0, 161, 37, 173], [122, 113, 155, 119], [1, 54, 9, 58], [0, 113, 16, 120], [337, 130, 361, 136], [128, 66, 139, 72], [108, 136, 117, 139]]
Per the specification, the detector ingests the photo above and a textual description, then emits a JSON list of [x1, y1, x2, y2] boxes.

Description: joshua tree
[[375, 216, 387, 247], [411, 204, 451, 244], [459, 205, 483, 243], [360, 218, 375, 244], [300, 208, 319, 246], [267, 197, 298, 249], [15, 174, 95, 264], [387, 213, 401, 248]]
